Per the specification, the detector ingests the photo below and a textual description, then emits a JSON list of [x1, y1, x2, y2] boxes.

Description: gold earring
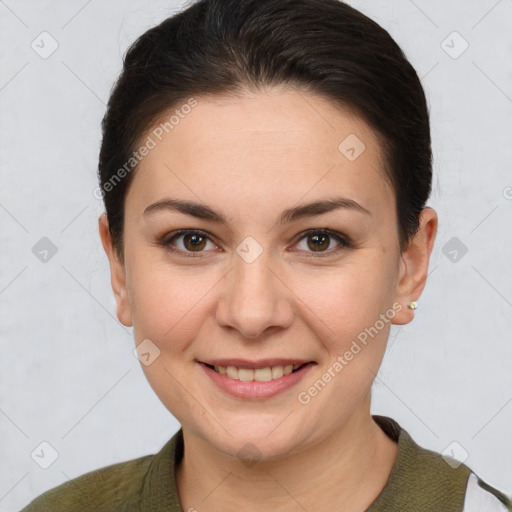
[[407, 301, 418, 310]]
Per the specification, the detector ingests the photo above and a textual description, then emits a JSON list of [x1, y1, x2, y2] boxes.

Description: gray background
[[1, 0, 511, 510]]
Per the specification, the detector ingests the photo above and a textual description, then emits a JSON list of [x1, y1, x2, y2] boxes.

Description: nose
[[215, 250, 294, 339]]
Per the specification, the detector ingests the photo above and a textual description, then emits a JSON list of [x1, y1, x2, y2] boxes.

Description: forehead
[[126, 88, 393, 220]]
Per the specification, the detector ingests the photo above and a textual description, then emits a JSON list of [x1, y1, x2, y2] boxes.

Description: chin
[[194, 413, 315, 463]]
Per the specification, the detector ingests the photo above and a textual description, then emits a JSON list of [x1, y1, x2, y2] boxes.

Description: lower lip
[[199, 362, 315, 399]]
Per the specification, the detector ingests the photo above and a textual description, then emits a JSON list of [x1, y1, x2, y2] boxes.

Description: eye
[[294, 228, 352, 257], [157, 228, 352, 258], [158, 229, 218, 257]]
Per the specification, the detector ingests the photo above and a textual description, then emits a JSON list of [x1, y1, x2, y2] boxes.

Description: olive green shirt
[[21, 415, 511, 511]]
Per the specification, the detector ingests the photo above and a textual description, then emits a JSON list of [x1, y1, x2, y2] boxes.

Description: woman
[[21, 0, 511, 510]]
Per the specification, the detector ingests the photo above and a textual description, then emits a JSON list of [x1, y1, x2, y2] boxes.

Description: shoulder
[[21, 430, 184, 511], [398, 430, 512, 510], [373, 415, 472, 501], [370, 415, 512, 511], [463, 472, 512, 512], [20, 453, 155, 511]]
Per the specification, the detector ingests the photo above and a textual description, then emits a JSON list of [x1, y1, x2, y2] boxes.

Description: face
[[100, 87, 435, 460]]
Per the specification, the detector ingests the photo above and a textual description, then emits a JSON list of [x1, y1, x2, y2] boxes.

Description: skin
[[99, 86, 437, 511]]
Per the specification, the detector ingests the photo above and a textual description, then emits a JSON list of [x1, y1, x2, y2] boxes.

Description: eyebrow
[[143, 196, 371, 225]]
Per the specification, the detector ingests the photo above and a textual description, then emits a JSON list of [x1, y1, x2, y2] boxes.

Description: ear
[[98, 213, 132, 327], [391, 207, 438, 325]]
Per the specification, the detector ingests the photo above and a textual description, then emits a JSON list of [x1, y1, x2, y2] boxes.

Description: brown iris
[[307, 233, 330, 252], [183, 233, 207, 251]]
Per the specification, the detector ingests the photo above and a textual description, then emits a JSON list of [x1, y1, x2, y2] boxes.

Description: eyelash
[[157, 228, 353, 259]]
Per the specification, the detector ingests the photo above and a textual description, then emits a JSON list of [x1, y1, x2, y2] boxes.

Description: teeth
[[271, 366, 283, 379], [212, 363, 304, 381], [239, 368, 255, 381], [226, 366, 238, 379]]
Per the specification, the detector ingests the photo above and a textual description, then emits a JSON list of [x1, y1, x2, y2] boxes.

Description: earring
[[407, 301, 418, 310]]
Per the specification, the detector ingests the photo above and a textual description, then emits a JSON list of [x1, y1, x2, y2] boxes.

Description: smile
[[206, 363, 306, 382], [198, 360, 316, 399]]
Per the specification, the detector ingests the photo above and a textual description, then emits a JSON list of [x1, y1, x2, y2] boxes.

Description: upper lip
[[199, 358, 314, 369]]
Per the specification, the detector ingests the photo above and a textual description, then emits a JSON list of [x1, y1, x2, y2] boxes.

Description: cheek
[[290, 255, 397, 339], [291, 262, 396, 403], [127, 256, 220, 349], [127, 260, 218, 421]]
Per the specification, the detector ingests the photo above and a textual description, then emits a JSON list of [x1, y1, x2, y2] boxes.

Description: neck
[[176, 403, 397, 512]]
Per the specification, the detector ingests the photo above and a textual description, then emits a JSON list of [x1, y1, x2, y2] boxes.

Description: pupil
[[309, 234, 328, 251], [185, 234, 206, 251]]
